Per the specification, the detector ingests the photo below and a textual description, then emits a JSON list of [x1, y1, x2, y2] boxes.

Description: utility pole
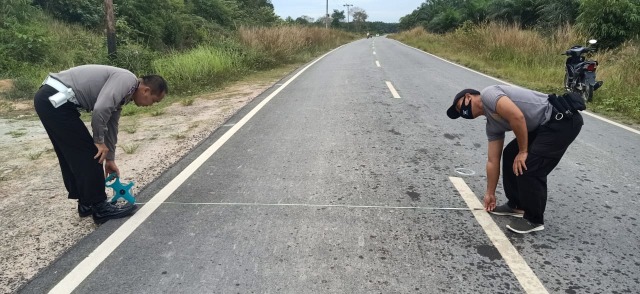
[[343, 3, 353, 29], [326, 0, 329, 29], [104, 0, 116, 59]]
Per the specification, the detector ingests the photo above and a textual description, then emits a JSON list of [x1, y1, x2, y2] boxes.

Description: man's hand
[[484, 193, 497, 211], [513, 151, 528, 176], [94, 143, 110, 164], [105, 160, 119, 178]]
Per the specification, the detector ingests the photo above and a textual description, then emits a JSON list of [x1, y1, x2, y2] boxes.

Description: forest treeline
[[1, 0, 280, 76], [0, 0, 381, 99], [399, 0, 640, 48], [0, 0, 403, 100]]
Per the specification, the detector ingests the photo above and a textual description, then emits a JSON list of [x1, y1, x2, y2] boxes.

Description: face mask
[[460, 98, 474, 119]]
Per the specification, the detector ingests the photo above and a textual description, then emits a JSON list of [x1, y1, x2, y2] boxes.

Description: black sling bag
[[548, 92, 586, 120]]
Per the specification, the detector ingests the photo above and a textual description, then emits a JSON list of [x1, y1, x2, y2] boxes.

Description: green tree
[[295, 16, 313, 25], [33, 0, 103, 28], [536, 0, 580, 30], [189, 0, 238, 27], [1, 0, 39, 24], [331, 9, 345, 28], [428, 7, 461, 33], [487, 0, 540, 28], [399, 0, 487, 33], [399, 2, 431, 30], [352, 7, 368, 32], [0, 0, 49, 69], [368, 21, 399, 34], [234, 0, 279, 26], [577, 0, 640, 48]]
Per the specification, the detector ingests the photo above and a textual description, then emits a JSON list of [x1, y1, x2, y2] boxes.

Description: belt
[[42, 76, 78, 105], [551, 109, 574, 121]]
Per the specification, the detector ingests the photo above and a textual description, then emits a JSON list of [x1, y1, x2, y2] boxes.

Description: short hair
[[141, 75, 168, 95]]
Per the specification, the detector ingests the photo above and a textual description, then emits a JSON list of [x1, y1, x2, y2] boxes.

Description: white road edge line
[[449, 177, 549, 294], [376, 61, 381, 67], [386, 81, 401, 99], [394, 40, 640, 136], [48, 46, 346, 294]]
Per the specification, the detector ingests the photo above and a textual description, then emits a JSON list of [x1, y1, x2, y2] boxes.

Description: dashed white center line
[[376, 61, 381, 67], [385, 81, 401, 99], [449, 177, 549, 294], [373, 51, 376, 55]]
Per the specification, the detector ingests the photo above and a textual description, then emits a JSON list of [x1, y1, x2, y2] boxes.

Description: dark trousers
[[34, 85, 106, 205], [502, 113, 583, 224]]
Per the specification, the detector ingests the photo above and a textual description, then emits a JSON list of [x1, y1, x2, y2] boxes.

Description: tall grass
[[595, 43, 640, 117], [2, 19, 107, 99], [153, 46, 243, 94], [238, 26, 354, 64], [3, 13, 356, 102], [391, 24, 640, 122], [151, 26, 356, 95]]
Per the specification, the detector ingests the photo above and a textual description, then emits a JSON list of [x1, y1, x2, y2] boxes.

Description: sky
[[270, 0, 424, 23]]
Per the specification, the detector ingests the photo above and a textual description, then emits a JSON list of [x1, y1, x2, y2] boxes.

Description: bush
[[43, 20, 107, 68], [152, 46, 244, 94], [0, 23, 50, 64], [162, 14, 226, 50], [190, 0, 237, 27], [427, 8, 461, 33], [1, 0, 40, 25], [4, 66, 47, 100], [110, 44, 158, 75], [577, 0, 640, 48], [32, 0, 103, 28]]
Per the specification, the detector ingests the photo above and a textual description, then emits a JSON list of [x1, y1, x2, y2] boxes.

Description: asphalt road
[[21, 38, 640, 294]]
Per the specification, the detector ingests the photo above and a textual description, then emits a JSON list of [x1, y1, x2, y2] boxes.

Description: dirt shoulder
[[0, 65, 298, 293]]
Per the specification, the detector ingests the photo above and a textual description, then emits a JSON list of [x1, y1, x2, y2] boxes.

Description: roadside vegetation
[[391, 25, 640, 122], [394, 0, 640, 123], [0, 0, 357, 118]]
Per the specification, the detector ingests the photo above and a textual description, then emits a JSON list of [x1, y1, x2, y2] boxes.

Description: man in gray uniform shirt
[[34, 64, 167, 224], [446, 85, 583, 234]]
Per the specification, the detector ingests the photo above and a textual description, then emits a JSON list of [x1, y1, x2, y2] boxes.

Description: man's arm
[[103, 109, 121, 176], [485, 139, 504, 210], [92, 73, 137, 163], [495, 96, 528, 175], [105, 109, 120, 161]]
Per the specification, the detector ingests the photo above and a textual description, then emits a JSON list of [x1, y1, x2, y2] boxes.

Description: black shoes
[[506, 218, 544, 234], [489, 204, 524, 218], [78, 203, 92, 218], [91, 201, 138, 224]]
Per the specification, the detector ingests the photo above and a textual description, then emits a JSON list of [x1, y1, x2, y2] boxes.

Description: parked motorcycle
[[563, 39, 603, 103]]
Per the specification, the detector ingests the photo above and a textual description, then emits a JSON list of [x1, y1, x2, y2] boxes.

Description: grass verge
[[390, 24, 640, 123]]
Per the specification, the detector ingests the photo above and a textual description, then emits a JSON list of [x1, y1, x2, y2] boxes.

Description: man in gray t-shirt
[[34, 65, 168, 224], [446, 85, 583, 234]]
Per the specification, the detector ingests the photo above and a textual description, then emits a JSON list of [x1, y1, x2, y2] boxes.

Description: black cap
[[447, 89, 480, 119]]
